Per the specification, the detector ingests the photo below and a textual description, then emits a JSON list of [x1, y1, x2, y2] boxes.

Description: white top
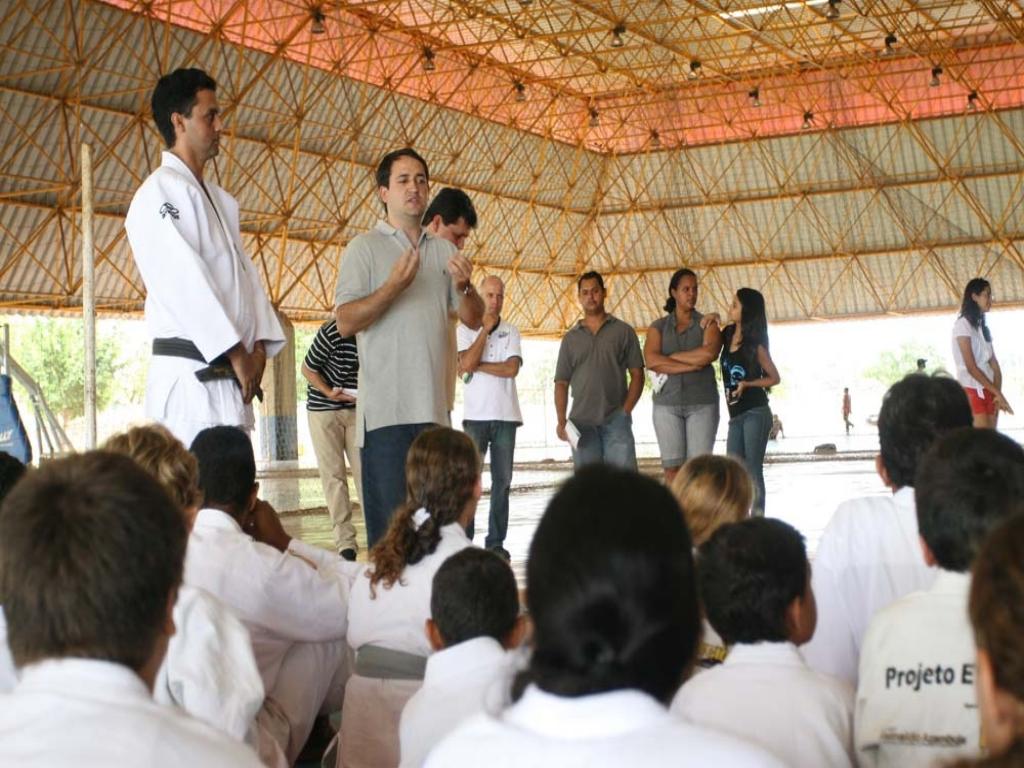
[[0, 606, 15, 693], [855, 571, 979, 768], [456, 321, 523, 424], [125, 152, 285, 440], [347, 524, 474, 656], [802, 488, 938, 686], [0, 658, 262, 766], [672, 641, 855, 768], [184, 508, 356, 693], [951, 316, 994, 395], [399, 637, 519, 768], [154, 585, 264, 744], [424, 685, 786, 768]]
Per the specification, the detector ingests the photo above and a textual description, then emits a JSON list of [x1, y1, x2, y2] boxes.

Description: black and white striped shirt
[[304, 319, 359, 411]]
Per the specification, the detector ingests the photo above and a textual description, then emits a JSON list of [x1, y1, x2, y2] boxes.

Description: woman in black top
[[719, 288, 780, 515]]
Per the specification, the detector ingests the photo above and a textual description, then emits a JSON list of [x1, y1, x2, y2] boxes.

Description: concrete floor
[[273, 455, 889, 585]]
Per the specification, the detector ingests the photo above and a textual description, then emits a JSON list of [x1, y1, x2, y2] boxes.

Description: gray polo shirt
[[650, 311, 719, 406], [554, 315, 644, 426], [334, 220, 460, 444]]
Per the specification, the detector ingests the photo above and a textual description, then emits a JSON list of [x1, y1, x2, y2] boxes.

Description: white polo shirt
[[855, 571, 980, 767], [951, 316, 994, 395], [456, 321, 523, 424]]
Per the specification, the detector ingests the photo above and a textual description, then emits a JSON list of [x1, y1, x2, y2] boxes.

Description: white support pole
[[81, 142, 97, 449]]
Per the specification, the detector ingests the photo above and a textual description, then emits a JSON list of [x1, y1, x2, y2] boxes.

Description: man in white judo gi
[[126, 68, 284, 448]]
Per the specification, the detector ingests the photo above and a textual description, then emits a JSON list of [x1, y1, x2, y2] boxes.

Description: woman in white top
[[342, 427, 480, 768], [424, 465, 783, 768], [952, 278, 1012, 428]]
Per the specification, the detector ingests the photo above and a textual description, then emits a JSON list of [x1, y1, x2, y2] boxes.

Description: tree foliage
[[8, 318, 124, 426], [862, 342, 943, 388]]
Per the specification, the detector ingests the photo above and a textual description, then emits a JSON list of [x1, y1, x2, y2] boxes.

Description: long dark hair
[[367, 428, 480, 593], [514, 465, 700, 704], [959, 278, 992, 342], [663, 268, 697, 314], [735, 287, 769, 349]]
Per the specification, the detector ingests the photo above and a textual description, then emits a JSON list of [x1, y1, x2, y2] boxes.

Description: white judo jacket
[[125, 151, 284, 446]]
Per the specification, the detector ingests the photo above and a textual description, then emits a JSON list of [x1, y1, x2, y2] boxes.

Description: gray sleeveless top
[[651, 311, 719, 406]]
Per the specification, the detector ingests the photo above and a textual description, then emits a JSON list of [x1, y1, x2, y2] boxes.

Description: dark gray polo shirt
[[650, 311, 719, 406], [554, 315, 644, 426]]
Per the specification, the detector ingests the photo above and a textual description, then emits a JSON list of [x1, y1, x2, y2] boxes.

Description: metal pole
[[81, 142, 97, 449]]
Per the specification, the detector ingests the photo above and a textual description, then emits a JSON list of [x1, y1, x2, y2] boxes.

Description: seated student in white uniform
[[102, 424, 286, 768], [186, 426, 356, 764], [855, 428, 1024, 768], [0, 451, 262, 767], [803, 375, 973, 685], [672, 517, 855, 767], [342, 427, 480, 768], [947, 514, 1024, 768], [0, 451, 26, 694], [669, 454, 753, 670], [399, 548, 527, 768], [424, 465, 784, 768]]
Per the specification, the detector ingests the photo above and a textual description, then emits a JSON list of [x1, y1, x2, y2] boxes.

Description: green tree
[[863, 342, 943, 388], [14, 318, 122, 426]]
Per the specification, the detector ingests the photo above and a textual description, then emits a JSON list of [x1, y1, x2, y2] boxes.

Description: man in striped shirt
[[301, 319, 362, 560]]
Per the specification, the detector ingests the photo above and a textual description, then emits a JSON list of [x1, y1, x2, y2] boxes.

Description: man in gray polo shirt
[[554, 271, 644, 470], [334, 148, 483, 546]]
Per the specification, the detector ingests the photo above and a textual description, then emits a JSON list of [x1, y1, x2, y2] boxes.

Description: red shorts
[[965, 387, 997, 416]]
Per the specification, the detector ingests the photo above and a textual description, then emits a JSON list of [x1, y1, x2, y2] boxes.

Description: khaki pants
[[308, 407, 363, 552]]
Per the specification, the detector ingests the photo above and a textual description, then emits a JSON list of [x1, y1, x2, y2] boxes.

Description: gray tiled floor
[[273, 455, 887, 586]]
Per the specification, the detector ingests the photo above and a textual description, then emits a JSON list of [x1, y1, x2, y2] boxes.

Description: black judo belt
[[152, 338, 263, 402]]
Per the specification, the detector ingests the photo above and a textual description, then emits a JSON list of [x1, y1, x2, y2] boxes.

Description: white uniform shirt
[[184, 508, 354, 692], [854, 571, 979, 768], [0, 606, 15, 693], [125, 151, 285, 446], [424, 685, 786, 768], [951, 316, 994, 395], [154, 585, 264, 743], [0, 658, 262, 767], [672, 641, 855, 768], [802, 488, 938, 685], [347, 524, 474, 656], [456, 321, 523, 424], [399, 637, 519, 768]]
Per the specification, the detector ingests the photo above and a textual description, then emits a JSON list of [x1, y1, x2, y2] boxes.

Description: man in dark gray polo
[[554, 271, 644, 470]]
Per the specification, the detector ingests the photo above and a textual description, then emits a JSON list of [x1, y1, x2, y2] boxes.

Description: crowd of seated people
[[0, 373, 1022, 768]]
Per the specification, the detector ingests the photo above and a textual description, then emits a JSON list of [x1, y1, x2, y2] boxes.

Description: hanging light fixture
[[967, 91, 979, 111], [611, 24, 626, 48], [930, 65, 943, 87], [825, 0, 840, 20], [749, 87, 761, 107], [514, 81, 526, 102], [650, 129, 661, 149], [422, 47, 436, 72], [688, 60, 701, 79], [589, 107, 600, 128], [311, 8, 326, 34], [883, 33, 897, 55], [802, 111, 814, 130]]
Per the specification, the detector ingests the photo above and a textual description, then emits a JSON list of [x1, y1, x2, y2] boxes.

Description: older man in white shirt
[[802, 375, 973, 686], [0, 451, 261, 767], [186, 426, 357, 763], [125, 68, 285, 449]]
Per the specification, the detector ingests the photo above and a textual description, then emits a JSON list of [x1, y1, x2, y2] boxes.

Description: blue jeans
[[360, 422, 435, 548], [462, 420, 517, 548], [726, 405, 772, 515], [573, 408, 637, 471]]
